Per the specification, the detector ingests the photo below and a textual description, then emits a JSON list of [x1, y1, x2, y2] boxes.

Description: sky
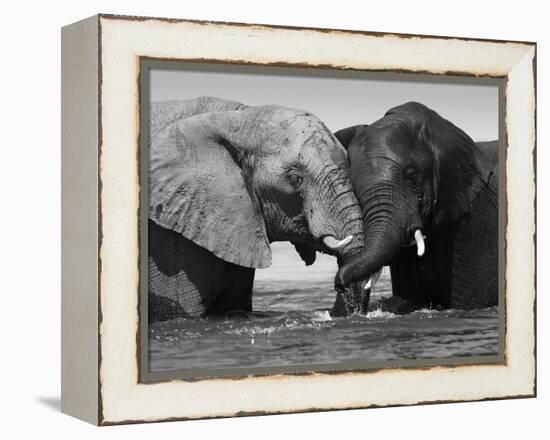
[[150, 63, 499, 141], [149, 63, 500, 282]]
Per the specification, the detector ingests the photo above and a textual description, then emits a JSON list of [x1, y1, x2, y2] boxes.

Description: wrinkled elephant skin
[[148, 97, 365, 321], [335, 102, 498, 312]]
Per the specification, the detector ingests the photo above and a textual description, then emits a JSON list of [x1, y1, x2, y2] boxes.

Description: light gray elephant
[[148, 97, 366, 321]]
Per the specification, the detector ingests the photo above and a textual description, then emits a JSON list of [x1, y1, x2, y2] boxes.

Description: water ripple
[[149, 273, 499, 372]]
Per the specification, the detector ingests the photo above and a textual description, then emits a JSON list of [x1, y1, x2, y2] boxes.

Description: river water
[[149, 243, 499, 373]]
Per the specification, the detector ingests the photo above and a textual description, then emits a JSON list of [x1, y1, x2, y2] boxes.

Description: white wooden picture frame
[[61, 14, 536, 425]]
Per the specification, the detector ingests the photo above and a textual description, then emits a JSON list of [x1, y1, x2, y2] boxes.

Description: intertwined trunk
[[306, 164, 369, 316], [332, 182, 409, 315]]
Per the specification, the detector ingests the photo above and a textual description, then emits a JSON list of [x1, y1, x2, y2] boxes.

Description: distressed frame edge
[[532, 44, 538, 399], [503, 45, 537, 401], [61, 15, 101, 425], [97, 12, 537, 46], [99, 393, 536, 427], [86, 14, 536, 425]]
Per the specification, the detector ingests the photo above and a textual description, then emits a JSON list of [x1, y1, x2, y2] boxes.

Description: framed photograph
[[61, 14, 536, 425]]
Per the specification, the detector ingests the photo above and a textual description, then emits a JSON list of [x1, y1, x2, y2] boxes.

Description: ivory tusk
[[364, 268, 383, 291], [322, 235, 353, 250], [414, 229, 425, 257]]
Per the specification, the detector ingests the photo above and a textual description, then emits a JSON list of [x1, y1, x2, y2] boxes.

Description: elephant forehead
[[358, 124, 414, 158], [272, 132, 347, 171], [303, 127, 348, 164], [257, 107, 321, 135], [267, 115, 343, 155]]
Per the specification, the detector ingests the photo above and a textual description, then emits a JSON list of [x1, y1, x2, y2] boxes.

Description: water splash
[[311, 310, 333, 322], [415, 308, 437, 314], [364, 308, 397, 319]]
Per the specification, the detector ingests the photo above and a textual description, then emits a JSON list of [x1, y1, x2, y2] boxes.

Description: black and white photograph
[[144, 63, 501, 375], [2, 0, 544, 433]]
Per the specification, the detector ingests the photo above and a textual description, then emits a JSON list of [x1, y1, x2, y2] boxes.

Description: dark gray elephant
[[148, 97, 366, 321], [333, 102, 498, 313]]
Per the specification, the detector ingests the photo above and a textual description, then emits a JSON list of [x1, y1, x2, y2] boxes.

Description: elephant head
[[334, 102, 497, 309], [149, 97, 365, 302]]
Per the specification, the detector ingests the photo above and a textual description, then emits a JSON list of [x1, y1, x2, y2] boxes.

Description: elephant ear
[[148, 112, 271, 269], [334, 125, 367, 150], [416, 108, 480, 226]]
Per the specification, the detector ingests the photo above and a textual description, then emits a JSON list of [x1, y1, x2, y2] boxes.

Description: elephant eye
[[287, 173, 304, 190]]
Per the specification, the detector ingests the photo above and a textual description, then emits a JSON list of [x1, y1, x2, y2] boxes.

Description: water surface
[[149, 244, 499, 373]]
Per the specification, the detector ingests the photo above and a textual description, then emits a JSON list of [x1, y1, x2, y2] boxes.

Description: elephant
[[333, 102, 498, 313], [148, 97, 366, 322]]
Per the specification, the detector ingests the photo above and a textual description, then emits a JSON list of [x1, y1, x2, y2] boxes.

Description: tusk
[[364, 268, 383, 290], [322, 235, 353, 250], [414, 229, 425, 257]]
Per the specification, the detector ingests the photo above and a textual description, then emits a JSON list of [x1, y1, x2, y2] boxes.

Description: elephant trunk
[[332, 232, 401, 316], [331, 227, 368, 317], [322, 198, 368, 316], [333, 181, 414, 315], [313, 181, 367, 316], [300, 161, 368, 316]]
